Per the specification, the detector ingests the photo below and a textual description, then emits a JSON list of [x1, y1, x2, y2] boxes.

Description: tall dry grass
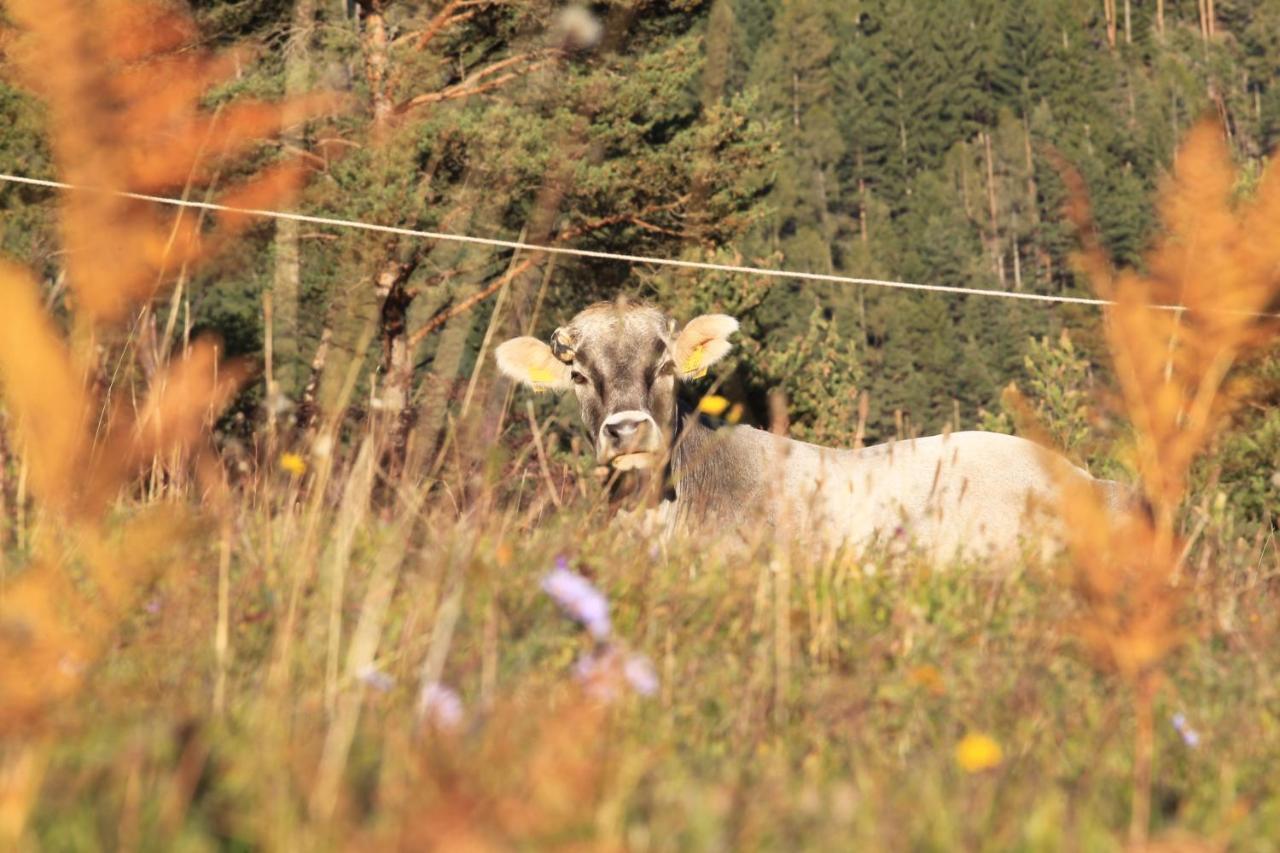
[[0, 0, 330, 838], [1051, 118, 1280, 845]]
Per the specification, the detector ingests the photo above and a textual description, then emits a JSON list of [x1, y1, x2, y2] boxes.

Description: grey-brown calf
[[497, 299, 1119, 561]]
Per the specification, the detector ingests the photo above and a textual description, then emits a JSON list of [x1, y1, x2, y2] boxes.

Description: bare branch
[[406, 255, 538, 349], [554, 196, 690, 242], [627, 217, 687, 239], [387, 1, 508, 50], [276, 142, 329, 170], [401, 196, 691, 348], [416, 0, 479, 51], [394, 51, 560, 116]]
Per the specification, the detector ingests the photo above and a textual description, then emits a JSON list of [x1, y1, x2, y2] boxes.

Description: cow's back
[[672, 424, 1101, 562], [848, 432, 1072, 558], [759, 430, 1085, 560]]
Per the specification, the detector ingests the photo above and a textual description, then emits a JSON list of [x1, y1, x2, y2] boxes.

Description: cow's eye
[[571, 371, 589, 386]]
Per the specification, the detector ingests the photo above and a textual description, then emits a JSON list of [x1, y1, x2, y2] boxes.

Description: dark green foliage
[[719, 0, 1280, 452], [1199, 347, 1280, 525], [0, 82, 55, 278], [1, 0, 1277, 495]]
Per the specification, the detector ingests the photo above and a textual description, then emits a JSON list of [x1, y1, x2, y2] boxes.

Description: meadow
[[4, 424, 1279, 850], [2, 0, 1279, 850]]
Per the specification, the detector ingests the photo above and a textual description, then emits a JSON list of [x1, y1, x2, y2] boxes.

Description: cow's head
[[495, 300, 738, 469]]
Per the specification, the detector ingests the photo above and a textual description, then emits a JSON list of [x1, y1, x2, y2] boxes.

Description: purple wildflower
[[622, 653, 659, 697], [573, 649, 614, 700], [573, 645, 659, 702], [417, 681, 464, 731], [541, 559, 611, 640], [356, 664, 394, 693], [1171, 712, 1200, 748], [143, 597, 162, 615]]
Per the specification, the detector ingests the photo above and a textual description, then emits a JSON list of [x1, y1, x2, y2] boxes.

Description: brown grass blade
[[0, 261, 90, 512]]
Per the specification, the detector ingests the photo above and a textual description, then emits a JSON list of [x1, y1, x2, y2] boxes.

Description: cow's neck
[[668, 407, 764, 524]]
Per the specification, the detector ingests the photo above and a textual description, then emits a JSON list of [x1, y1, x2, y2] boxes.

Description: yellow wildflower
[[697, 395, 730, 416], [955, 732, 1003, 773], [726, 403, 745, 424], [908, 664, 946, 696], [280, 452, 307, 477], [495, 541, 514, 569]]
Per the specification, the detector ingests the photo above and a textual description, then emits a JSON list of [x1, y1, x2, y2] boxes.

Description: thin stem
[[1129, 673, 1156, 846]]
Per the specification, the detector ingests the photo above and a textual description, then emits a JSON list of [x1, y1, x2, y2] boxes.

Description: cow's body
[[497, 300, 1128, 562], [667, 414, 1120, 558]]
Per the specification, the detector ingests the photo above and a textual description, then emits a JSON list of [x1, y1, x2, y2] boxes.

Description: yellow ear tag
[[528, 366, 556, 391], [681, 345, 707, 379], [697, 394, 729, 416]]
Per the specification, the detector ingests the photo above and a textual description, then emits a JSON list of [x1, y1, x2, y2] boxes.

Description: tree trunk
[[1021, 119, 1040, 286], [814, 167, 834, 274], [982, 130, 1005, 286], [1012, 227, 1023, 292], [359, 0, 393, 131], [1123, 0, 1132, 45], [1103, 0, 1117, 49], [897, 85, 909, 170], [857, 150, 869, 244], [272, 0, 314, 401], [373, 251, 422, 477], [791, 71, 801, 131], [313, 274, 381, 433], [1197, 0, 1213, 42], [357, 0, 406, 473], [1022, 120, 1037, 210], [1156, 0, 1165, 38], [413, 282, 481, 473], [701, 0, 734, 107], [298, 324, 331, 433]]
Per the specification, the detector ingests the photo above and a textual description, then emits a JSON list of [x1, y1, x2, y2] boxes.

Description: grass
[[6, 454, 1277, 850]]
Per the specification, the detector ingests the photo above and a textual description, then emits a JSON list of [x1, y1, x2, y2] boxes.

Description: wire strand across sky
[[3, 171, 1276, 319]]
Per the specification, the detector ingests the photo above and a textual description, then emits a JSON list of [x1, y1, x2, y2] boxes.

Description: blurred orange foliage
[[1054, 118, 1279, 843], [1055, 119, 1279, 678], [4, 0, 335, 323], [1064, 121, 1280, 547], [0, 0, 331, 735], [376, 698, 621, 851]]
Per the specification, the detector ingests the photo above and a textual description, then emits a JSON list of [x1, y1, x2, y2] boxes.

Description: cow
[[496, 299, 1129, 561]]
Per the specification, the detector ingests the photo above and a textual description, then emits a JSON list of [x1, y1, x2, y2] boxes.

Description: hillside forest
[[3, 0, 1278, 511]]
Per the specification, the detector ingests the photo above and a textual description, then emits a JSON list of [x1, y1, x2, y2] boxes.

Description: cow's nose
[[604, 416, 644, 445]]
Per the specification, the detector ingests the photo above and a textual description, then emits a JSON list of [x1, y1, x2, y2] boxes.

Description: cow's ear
[[674, 314, 738, 380], [495, 337, 573, 391]]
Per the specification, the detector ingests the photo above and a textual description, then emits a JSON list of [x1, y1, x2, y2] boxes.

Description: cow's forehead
[[567, 302, 670, 356]]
